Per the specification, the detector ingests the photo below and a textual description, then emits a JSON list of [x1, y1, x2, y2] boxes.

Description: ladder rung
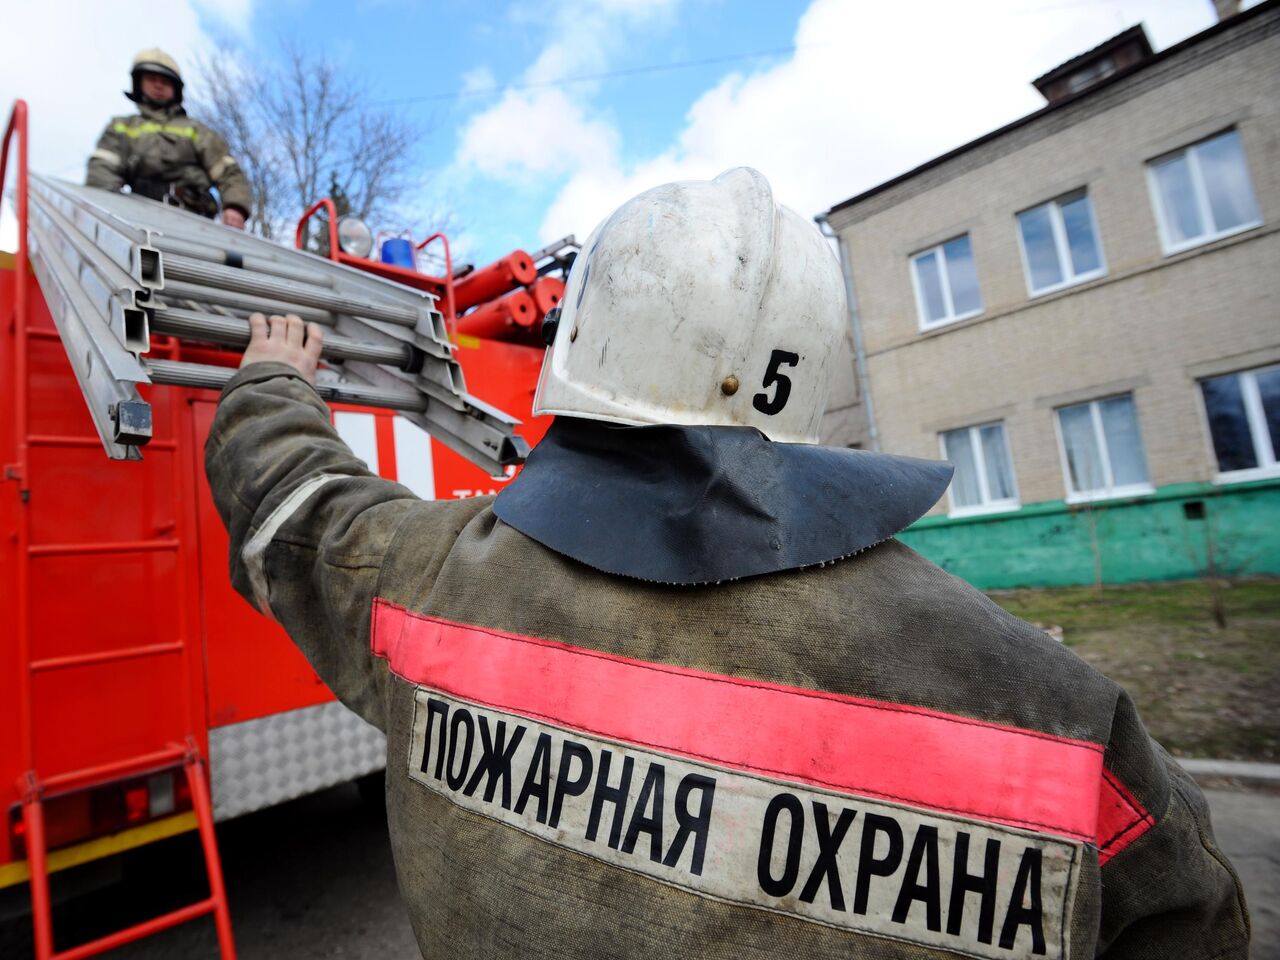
[[150, 305, 417, 369], [29, 538, 179, 557], [41, 745, 188, 793], [31, 642, 183, 673], [164, 253, 422, 327], [146, 358, 429, 412], [51, 897, 217, 960]]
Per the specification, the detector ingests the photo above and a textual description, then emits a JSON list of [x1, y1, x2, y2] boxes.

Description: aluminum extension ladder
[[24, 173, 529, 476]]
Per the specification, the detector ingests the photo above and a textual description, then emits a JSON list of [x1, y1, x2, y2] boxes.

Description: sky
[[0, 0, 1251, 261]]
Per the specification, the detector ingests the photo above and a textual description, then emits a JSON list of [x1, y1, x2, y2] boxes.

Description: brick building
[[817, 1, 1280, 588]]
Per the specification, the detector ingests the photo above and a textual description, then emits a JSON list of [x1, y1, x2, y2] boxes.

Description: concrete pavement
[[1206, 787, 1280, 959]]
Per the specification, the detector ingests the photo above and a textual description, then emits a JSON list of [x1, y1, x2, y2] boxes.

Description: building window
[[910, 234, 982, 329], [941, 422, 1019, 516], [1199, 364, 1280, 481], [1056, 394, 1152, 502], [1017, 190, 1105, 295], [1148, 129, 1262, 254], [1066, 56, 1115, 93]]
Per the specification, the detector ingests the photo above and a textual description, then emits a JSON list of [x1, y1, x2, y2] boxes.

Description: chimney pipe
[[1212, 0, 1242, 21]]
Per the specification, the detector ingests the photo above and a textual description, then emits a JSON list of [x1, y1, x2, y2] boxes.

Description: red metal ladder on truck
[[4, 100, 236, 960]]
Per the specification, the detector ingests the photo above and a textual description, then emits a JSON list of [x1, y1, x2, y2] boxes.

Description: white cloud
[[457, 87, 619, 182], [449, 0, 679, 197], [523, 0, 679, 84], [527, 0, 1216, 244], [0, 0, 249, 249], [461, 65, 498, 96], [194, 0, 254, 33]]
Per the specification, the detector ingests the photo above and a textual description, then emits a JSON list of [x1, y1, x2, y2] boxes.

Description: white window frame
[[939, 422, 1020, 518], [1146, 130, 1263, 256], [909, 235, 983, 331], [1015, 189, 1107, 297], [1201, 364, 1280, 485], [1054, 396, 1154, 504]]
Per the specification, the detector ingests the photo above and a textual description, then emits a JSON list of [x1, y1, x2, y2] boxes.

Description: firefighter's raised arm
[[203, 314, 486, 730]]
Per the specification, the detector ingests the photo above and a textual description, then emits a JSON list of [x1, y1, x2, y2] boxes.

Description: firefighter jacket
[[86, 102, 252, 218], [205, 362, 1251, 960]]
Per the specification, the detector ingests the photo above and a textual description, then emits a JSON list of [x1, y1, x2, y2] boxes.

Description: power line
[[375, 0, 1143, 108], [374, 44, 809, 106]]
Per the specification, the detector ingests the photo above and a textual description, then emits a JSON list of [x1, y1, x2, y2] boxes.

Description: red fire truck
[[1, 100, 569, 958]]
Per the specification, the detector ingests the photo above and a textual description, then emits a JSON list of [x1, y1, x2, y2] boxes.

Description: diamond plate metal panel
[[209, 702, 386, 821]]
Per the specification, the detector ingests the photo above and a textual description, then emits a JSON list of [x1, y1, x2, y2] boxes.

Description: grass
[[988, 578, 1280, 762]]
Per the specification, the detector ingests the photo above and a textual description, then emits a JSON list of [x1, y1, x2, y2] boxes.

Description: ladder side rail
[[29, 196, 152, 352], [29, 176, 162, 289], [26, 218, 153, 457], [323, 320, 464, 403], [340, 359, 526, 473], [3, 95, 36, 807], [27, 220, 151, 382], [326, 304, 452, 363]]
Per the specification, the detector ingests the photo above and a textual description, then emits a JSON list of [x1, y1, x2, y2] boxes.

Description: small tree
[[190, 40, 428, 241], [314, 170, 352, 257]]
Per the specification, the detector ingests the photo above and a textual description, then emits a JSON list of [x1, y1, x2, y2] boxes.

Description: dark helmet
[[128, 48, 184, 106]]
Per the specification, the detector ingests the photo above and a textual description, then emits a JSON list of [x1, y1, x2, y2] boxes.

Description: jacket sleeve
[[1096, 692, 1250, 958], [197, 124, 253, 217], [204, 362, 439, 730], [85, 121, 127, 191]]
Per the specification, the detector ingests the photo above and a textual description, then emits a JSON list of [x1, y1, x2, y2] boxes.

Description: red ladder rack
[[4, 98, 237, 960]]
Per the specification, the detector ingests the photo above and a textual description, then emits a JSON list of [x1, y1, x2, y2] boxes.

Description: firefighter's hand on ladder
[[242, 313, 325, 385]]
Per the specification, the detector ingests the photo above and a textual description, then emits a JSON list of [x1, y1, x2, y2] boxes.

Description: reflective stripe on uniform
[[90, 147, 124, 170], [208, 154, 238, 181], [112, 120, 199, 141], [242, 473, 348, 616], [371, 601, 1113, 844]]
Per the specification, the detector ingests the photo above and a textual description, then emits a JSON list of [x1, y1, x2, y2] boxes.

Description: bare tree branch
[[188, 39, 434, 245]]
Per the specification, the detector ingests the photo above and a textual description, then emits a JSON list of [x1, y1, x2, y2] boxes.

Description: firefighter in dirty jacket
[[86, 49, 251, 229], [205, 169, 1249, 959]]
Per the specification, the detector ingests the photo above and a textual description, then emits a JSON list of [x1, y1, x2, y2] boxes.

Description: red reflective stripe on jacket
[[1096, 768, 1156, 865], [371, 599, 1150, 853]]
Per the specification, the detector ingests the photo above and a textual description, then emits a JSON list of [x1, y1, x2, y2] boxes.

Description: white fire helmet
[[532, 168, 845, 444]]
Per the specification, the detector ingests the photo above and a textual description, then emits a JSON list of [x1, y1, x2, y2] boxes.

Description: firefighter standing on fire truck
[[205, 169, 1249, 958], [86, 49, 251, 229]]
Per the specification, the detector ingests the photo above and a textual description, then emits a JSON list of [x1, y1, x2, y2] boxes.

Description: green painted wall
[[898, 478, 1280, 590]]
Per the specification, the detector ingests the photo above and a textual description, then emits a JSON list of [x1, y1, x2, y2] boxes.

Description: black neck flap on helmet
[[494, 417, 953, 586]]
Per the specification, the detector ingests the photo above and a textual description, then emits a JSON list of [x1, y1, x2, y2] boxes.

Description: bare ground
[[990, 578, 1280, 761]]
